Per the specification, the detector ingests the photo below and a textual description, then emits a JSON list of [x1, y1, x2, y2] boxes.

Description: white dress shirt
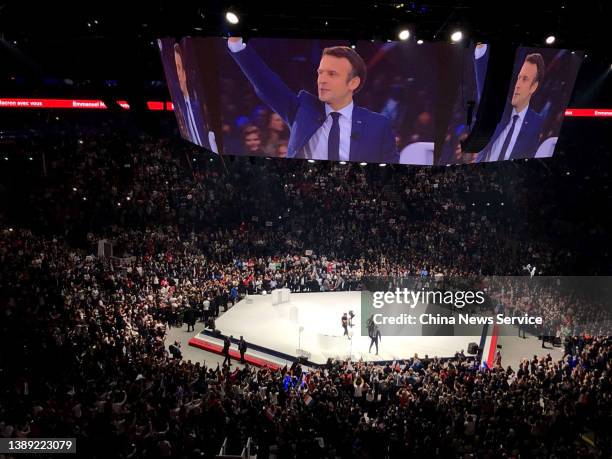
[[183, 96, 218, 153], [184, 96, 202, 146], [302, 101, 353, 161], [228, 38, 353, 160], [488, 104, 528, 161]]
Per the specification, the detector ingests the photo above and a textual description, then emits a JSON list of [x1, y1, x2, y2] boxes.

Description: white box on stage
[[271, 288, 291, 305]]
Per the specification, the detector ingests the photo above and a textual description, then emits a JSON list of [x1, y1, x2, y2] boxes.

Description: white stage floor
[[213, 291, 480, 365]]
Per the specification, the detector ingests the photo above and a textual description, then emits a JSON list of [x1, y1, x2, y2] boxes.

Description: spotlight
[[359, 162, 367, 166], [398, 29, 410, 41], [28, 157, 33, 161], [83, 197, 87, 201], [545, 35, 556, 45], [451, 31, 463, 42], [350, 44, 356, 49], [379, 163, 387, 167], [72, 187, 77, 192], [339, 161, 347, 165], [307, 159, 315, 163], [4, 157, 8, 161], [417, 39, 424, 45], [225, 11, 239, 25], [126, 196, 131, 201]]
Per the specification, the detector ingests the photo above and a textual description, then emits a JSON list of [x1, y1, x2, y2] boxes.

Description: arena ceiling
[[0, 1, 610, 96]]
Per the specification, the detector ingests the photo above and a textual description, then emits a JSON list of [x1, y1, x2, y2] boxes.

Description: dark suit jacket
[[474, 48, 544, 162], [176, 94, 214, 151], [222, 338, 231, 354], [229, 44, 397, 163], [476, 108, 544, 162]]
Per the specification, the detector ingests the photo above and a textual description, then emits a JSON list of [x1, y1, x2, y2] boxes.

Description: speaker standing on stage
[[342, 312, 349, 337], [369, 322, 382, 355]]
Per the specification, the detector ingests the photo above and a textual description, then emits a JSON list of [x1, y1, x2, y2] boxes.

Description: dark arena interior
[[1, 2, 611, 458]]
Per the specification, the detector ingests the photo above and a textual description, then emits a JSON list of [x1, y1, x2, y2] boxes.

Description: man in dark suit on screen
[[227, 37, 397, 163], [477, 52, 545, 162], [173, 43, 218, 153]]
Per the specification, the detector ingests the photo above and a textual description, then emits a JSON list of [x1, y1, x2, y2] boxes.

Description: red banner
[[146, 101, 165, 111], [564, 108, 612, 117], [1, 99, 610, 117], [0, 98, 108, 109]]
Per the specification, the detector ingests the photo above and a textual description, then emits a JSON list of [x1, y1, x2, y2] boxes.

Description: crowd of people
[[6, 123, 608, 274], [1, 120, 611, 457], [1, 228, 610, 456]]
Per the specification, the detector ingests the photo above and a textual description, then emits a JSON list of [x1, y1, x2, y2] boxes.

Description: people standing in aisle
[[222, 335, 233, 367], [238, 336, 248, 364]]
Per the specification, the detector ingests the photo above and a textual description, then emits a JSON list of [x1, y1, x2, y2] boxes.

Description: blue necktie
[[328, 112, 341, 161], [498, 114, 519, 161]]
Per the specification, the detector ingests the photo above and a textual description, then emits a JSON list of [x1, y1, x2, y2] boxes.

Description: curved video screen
[[158, 37, 582, 166], [468, 46, 583, 163]]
